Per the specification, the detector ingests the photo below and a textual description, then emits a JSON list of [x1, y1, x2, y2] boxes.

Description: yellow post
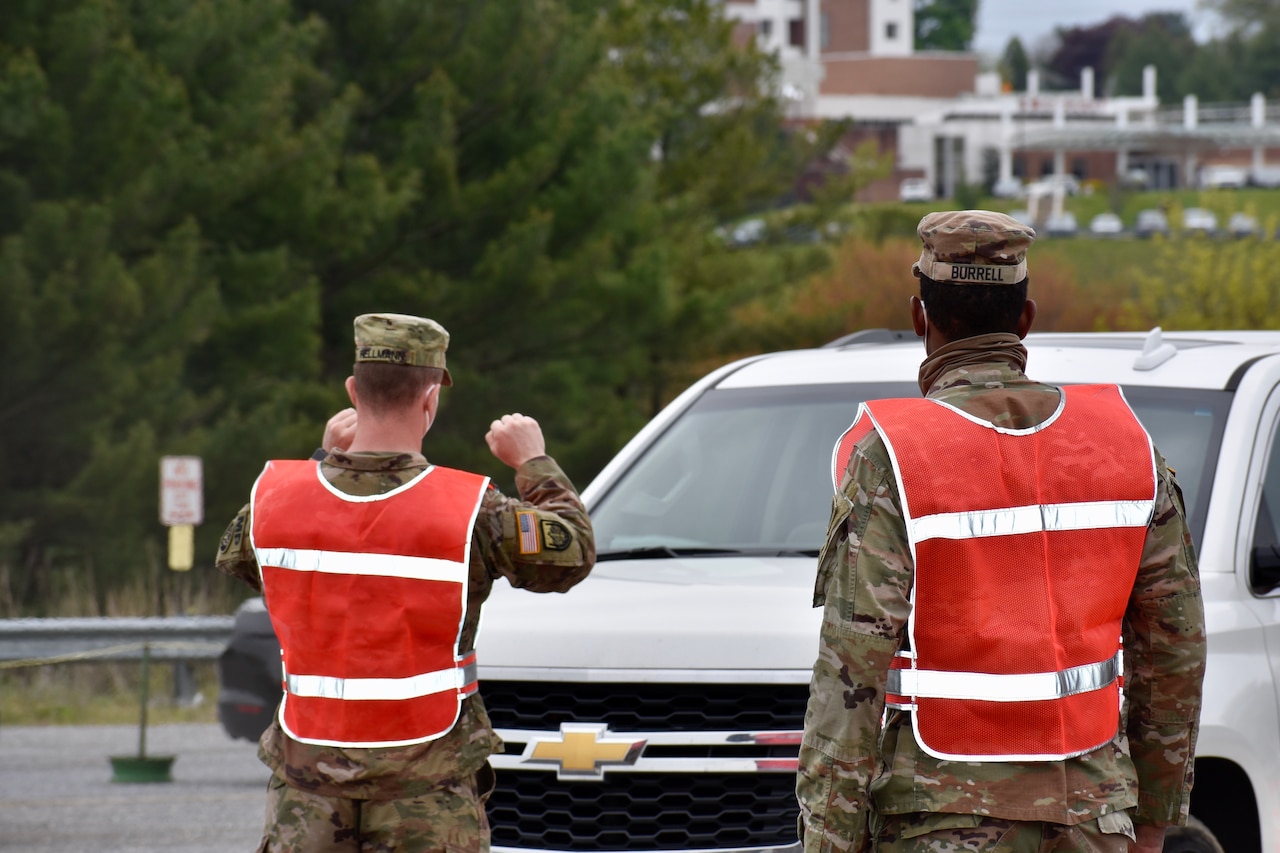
[[168, 524, 194, 572]]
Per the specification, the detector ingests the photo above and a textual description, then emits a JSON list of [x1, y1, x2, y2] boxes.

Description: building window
[[789, 18, 805, 48], [886, 22, 898, 40], [759, 19, 772, 39], [820, 12, 830, 50]]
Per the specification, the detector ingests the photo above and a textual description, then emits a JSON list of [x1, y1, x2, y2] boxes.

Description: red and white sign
[[160, 456, 204, 526]]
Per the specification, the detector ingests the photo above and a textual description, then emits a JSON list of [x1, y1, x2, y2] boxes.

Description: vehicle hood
[[475, 556, 822, 674]]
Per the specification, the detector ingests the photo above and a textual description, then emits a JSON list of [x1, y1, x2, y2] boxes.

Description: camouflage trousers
[[871, 811, 1136, 852], [256, 764, 494, 853]]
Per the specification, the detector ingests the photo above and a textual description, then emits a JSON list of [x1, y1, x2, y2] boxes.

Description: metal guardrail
[[0, 616, 235, 667]]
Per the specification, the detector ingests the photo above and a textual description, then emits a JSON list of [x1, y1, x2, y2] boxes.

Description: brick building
[[720, 0, 1280, 204]]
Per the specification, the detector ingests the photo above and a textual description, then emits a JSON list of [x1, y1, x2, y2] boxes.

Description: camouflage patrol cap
[[353, 313, 453, 385], [912, 210, 1036, 285]]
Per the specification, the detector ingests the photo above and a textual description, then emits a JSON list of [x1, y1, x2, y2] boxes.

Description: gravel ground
[[0, 723, 270, 852]]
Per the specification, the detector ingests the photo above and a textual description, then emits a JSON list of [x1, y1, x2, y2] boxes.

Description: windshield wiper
[[595, 546, 819, 561], [596, 546, 746, 562]]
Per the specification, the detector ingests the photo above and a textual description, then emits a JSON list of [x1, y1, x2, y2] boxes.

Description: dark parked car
[[216, 597, 281, 741]]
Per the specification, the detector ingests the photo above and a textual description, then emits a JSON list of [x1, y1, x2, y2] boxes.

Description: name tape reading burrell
[[948, 264, 1019, 284]]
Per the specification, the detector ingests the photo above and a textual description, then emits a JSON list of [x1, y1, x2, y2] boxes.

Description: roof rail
[[822, 329, 915, 348]]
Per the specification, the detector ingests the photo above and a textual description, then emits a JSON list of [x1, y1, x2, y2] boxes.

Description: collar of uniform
[[919, 333, 1029, 397], [324, 449, 430, 471]]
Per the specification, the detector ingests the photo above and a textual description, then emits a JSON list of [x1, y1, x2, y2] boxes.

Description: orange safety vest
[[250, 459, 489, 748], [830, 384, 1156, 761]]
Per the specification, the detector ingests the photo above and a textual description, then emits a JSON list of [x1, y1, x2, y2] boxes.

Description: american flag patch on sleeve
[[517, 510, 541, 555]]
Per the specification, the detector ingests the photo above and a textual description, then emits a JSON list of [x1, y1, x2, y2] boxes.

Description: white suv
[[475, 328, 1280, 853]]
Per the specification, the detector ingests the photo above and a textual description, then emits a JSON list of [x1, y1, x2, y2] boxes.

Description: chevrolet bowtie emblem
[[522, 723, 646, 780]]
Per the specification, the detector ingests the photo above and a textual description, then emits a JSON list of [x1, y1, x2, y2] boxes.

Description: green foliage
[[1104, 15, 1198, 103], [914, 0, 979, 52], [1, 0, 419, 612], [999, 37, 1030, 92], [1096, 6, 1280, 103], [1127, 236, 1280, 330], [1201, 0, 1280, 28], [0, 0, 854, 613]]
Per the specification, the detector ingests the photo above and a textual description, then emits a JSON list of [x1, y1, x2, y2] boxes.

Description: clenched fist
[[485, 413, 546, 469], [322, 407, 358, 453]]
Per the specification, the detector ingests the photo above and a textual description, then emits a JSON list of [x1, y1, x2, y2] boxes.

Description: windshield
[[590, 383, 1227, 555]]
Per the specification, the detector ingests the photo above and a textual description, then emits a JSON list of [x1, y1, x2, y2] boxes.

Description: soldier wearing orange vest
[[797, 211, 1205, 853], [216, 313, 595, 852]]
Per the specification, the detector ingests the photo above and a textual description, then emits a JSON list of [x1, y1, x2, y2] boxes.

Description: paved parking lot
[[0, 724, 270, 852]]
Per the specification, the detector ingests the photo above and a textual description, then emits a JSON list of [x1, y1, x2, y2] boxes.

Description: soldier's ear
[[345, 376, 358, 407], [1016, 299, 1037, 339], [910, 296, 927, 338]]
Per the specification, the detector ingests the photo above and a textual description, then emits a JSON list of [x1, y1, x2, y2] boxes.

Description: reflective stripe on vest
[[250, 460, 489, 749], [911, 499, 1154, 542], [887, 652, 1121, 702], [254, 547, 469, 583], [835, 384, 1156, 762], [285, 654, 479, 701]]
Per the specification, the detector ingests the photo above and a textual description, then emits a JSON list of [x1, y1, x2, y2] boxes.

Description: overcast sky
[[971, 0, 1222, 57]]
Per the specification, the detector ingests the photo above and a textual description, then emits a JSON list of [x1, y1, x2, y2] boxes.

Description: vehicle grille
[[483, 680, 807, 851], [482, 680, 808, 731], [489, 770, 799, 851]]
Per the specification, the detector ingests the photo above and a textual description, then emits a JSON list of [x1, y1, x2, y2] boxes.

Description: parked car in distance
[[1027, 174, 1081, 196], [899, 177, 934, 203], [1089, 212, 1125, 237], [1045, 211, 1078, 237], [1135, 208, 1171, 238], [1120, 168, 1150, 189], [1008, 208, 1035, 227], [1200, 164, 1248, 190], [1228, 212, 1261, 239], [991, 177, 1025, 199], [718, 217, 766, 247], [1183, 207, 1219, 236], [1251, 166, 1280, 188]]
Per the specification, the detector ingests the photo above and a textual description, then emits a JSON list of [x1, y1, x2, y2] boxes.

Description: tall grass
[[0, 559, 255, 619], [1, 566, 247, 727], [1, 660, 221, 726]]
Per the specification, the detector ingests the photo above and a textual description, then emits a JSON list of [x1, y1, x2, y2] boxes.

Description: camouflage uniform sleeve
[[475, 455, 595, 592], [797, 434, 912, 853], [214, 502, 262, 592], [1123, 450, 1206, 828]]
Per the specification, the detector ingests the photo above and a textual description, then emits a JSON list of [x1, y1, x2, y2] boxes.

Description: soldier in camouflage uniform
[[796, 211, 1205, 853], [217, 313, 595, 853]]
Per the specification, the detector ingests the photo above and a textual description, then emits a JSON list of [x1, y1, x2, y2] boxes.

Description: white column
[[1052, 96, 1067, 212], [1116, 107, 1129, 180], [1027, 69, 1040, 97], [1183, 94, 1198, 187], [807, 0, 820, 61], [941, 135, 955, 200], [1143, 65, 1157, 102], [1253, 92, 1266, 174], [1000, 105, 1014, 182], [1081, 67, 1094, 101]]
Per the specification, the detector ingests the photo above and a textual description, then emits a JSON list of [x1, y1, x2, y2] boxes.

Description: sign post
[[160, 456, 203, 572]]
